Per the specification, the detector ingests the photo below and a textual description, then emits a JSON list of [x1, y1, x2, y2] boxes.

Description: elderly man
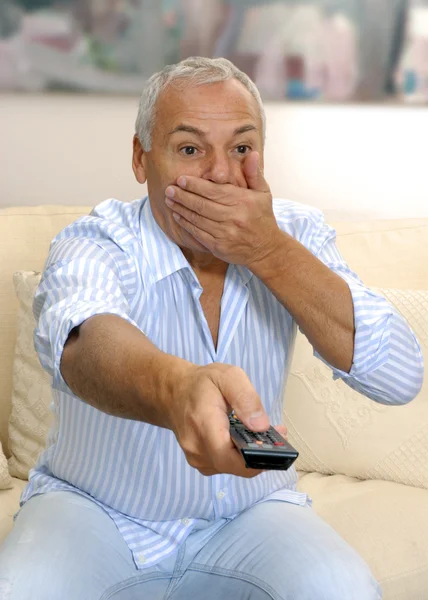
[[0, 57, 423, 599]]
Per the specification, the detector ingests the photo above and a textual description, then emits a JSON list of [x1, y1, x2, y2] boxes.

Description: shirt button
[[181, 518, 190, 525], [137, 552, 146, 565], [217, 490, 225, 500]]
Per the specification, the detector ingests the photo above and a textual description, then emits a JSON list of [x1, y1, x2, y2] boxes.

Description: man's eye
[[236, 145, 250, 154], [180, 146, 198, 156]]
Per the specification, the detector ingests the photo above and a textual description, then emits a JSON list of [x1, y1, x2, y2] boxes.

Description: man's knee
[[301, 550, 382, 600]]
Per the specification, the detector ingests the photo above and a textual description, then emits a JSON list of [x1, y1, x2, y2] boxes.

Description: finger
[[171, 212, 215, 249], [223, 449, 265, 478], [175, 176, 234, 204], [243, 152, 270, 193], [212, 366, 269, 432], [273, 424, 288, 438], [166, 186, 227, 221], [202, 411, 264, 478], [166, 197, 223, 235], [214, 442, 265, 479], [198, 468, 217, 477]]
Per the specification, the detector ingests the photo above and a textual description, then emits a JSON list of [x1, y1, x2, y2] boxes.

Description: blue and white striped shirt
[[22, 197, 424, 569]]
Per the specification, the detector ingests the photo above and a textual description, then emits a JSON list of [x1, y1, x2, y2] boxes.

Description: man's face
[[132, 78, 264, 254]]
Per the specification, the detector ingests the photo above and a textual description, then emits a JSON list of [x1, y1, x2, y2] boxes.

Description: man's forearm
[[60, 314, 193, 427], [250, 230, 355, 373]]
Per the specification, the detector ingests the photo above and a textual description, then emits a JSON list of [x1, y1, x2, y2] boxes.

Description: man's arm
[[163, 154, 424, 406], [60, 313, 191, 427], [33, 229, 186, 427], [249, 228, 355, 373], [34, 207, 276, 478], [249, 218, 424, 406]]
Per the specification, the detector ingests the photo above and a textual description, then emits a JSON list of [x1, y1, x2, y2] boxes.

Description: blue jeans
[[0, 491, 382, 599]]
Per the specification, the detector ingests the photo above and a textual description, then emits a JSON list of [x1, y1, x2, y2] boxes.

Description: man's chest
[[137, 272, 294, 393]]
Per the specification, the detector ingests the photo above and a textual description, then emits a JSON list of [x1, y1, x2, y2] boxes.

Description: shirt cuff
[[314, 279, 393, 383]]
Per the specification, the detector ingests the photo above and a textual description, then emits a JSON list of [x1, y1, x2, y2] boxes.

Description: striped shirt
[[21, 197, 424, 569]]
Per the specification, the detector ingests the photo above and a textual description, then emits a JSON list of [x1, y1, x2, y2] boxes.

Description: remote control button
[[274, 441, 285, 446], [262, 443, 273, 448], [248, 443, 259, 448]]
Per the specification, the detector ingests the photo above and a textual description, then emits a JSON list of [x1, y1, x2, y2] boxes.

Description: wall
[[1, 94, 427, 218]]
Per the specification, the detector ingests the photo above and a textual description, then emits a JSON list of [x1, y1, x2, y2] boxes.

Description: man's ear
[[132, 135, 147, 184]]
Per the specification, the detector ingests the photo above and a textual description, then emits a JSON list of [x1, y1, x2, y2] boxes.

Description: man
[[0, 57, 423, 599]]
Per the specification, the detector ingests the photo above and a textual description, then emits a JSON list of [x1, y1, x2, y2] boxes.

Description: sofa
[[0, 205, 427, 600]]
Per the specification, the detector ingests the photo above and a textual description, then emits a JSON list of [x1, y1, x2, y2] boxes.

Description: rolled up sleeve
[[313, 226, 424, 406], [34, 232, 140, 396]]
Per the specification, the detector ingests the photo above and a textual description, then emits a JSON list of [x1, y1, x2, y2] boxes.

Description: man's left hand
[[165, 152, 280, 267]]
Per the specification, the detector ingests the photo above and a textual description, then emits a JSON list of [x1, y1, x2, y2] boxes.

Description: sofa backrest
[[0, 206, 427, 454]]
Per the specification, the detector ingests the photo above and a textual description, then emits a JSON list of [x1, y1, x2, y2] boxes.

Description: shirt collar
[[140, 197, 189, 283], [235, 264, 254, 285], [139, 196, 254, 286]]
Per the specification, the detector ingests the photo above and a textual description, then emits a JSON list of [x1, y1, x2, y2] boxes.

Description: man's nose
[[203, 152, 234, 185]]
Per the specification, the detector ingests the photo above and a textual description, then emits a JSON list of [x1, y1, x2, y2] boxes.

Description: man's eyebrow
[[167, 124, 258, 137], [168, 125, 205, 137], [233, 124, 258, 136]]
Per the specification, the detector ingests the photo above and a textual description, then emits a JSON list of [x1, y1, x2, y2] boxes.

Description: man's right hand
[[167, 363, 284, 478]]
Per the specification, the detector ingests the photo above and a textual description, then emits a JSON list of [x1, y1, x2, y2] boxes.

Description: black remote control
[[229, 413, 298, 471]]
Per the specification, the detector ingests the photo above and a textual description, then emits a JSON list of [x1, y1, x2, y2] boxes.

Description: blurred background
[[0, 0, 427, 215], [1, 0, 428, 101]]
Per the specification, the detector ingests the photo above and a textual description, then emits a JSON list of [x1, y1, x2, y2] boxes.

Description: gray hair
[[135, 57, 266, 151]]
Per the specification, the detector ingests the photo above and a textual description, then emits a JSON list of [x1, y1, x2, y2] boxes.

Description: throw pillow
[[284, 288, 428, 489], [0, 442, 12, 490], [8, 271, 52, 480]]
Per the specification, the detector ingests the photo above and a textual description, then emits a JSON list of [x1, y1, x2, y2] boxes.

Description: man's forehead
[[156, 79, 261, 127]]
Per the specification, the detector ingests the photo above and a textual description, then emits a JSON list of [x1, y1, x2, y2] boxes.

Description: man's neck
[[181, 247, 229, 280]]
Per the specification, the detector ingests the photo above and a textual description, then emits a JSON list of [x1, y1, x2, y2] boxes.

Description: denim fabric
[[0, 491, 382, 600]]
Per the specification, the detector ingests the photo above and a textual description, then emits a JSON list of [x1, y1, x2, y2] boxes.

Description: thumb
[[243, 151, 270, 193], [217, 368, 269, 432]]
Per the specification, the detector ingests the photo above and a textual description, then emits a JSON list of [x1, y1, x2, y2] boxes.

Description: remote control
[[229, 413, 298, 471]]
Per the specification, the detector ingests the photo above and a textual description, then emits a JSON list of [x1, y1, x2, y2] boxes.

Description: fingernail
[[177, 176, 186, 188], [248, 411, 268, 429], [166, 186, 175, 198]]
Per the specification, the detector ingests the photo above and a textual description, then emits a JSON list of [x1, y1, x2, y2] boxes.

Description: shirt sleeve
[[33, 218, 141, 396], [310, 219, 424, 406]]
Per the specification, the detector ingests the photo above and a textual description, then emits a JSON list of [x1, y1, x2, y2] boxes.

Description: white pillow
[[284, 288, 428, 489], [8, 271, 52, 480], [0, 442, 12, 490]]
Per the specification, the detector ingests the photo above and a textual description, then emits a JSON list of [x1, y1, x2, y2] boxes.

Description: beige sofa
[[0, 205, 427, 600]]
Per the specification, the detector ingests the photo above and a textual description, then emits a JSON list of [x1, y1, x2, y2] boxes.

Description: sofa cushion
[[0, 206, 91, 455], [0, 442, 12, 491], [8, 272, 52, 479], [284, 288, 428, 489], [0, 478, 27, 544], [297, 472, 428, 600]]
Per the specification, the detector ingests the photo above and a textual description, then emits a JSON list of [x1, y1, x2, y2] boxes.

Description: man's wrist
[[247, 229, 292, 283], [149, 353, 196, 430]]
